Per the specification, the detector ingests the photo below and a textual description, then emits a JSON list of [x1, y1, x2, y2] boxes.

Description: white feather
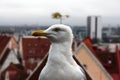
[[39, 24, 86, 80]]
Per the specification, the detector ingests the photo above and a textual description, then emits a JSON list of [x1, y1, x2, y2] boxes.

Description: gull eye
[[53, 28, 61, 32]]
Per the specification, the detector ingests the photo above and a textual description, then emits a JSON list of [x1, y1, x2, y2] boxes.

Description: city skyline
[[0, 0, 120, 26]]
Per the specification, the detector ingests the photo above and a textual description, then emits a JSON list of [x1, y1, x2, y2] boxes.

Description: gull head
[[32, 24, 73, 43]]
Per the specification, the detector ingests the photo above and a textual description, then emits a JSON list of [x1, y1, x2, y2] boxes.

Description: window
[[28, 43, 31, 47], [28, 50, 36, 54], [108, 60, 112, 64], [37, 58, 41, 62], [40, 50, 44, 53], [83, 64, 87, 70], [28, 58, 35, 64], [107, 56, 112, 64], [45, 44, 49, 46], [34, 43, 38, 47]]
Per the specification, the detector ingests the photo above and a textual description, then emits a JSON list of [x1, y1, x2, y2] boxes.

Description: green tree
[[52, 12, 69, 24]]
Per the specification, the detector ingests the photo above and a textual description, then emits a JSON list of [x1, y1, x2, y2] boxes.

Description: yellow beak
[[32, 30, 47, 36]]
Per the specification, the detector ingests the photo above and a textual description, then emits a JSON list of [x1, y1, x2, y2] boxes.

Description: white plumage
[[33, 24, 86, 80]]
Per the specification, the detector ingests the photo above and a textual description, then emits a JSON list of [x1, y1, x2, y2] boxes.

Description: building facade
[[72, 26, 87, 40], [87, 16, 102, 40], [102, 27, 120, 42], [21, 36, 51, 71]]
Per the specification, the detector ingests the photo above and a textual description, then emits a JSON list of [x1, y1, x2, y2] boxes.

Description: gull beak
[[32, 30, 47, 36]]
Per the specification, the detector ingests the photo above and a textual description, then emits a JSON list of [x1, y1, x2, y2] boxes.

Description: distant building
[[0, 27, 15, 35], [102, 27, 120, 42], [21, 36, 51, 72], [72, 26, 87, 40], [87, 16, 102, 40]]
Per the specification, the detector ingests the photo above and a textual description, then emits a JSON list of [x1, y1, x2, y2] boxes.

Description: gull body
[[32, 24, 86, 80]]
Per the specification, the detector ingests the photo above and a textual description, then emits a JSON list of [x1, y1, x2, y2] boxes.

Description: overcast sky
[[0, 0, 120, 26]]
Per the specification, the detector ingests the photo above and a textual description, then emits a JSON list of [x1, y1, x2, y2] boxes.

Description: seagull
[[32, 24, 86, 80]]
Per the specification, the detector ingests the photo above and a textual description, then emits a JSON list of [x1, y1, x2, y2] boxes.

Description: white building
[[87, 16, 102, 39]]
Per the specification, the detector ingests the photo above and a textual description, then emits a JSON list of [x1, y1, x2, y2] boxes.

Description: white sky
[[0, 0, 120, 26]]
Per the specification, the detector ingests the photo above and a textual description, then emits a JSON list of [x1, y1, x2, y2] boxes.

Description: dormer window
[[28, 43, 31, 47], [28, 50, 35, 54], [108, 60, 112, 64], [40, 50, 44, 53], [28, 58, 35, 64], [34, 43, 38, 47], [83, 64, 87, 70]]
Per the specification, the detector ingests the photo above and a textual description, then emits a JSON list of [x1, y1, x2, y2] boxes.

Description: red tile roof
[[0, 35, 11, 58], [0, 35, 18, 67], [82, 37, 120, 80], [0, 35, 20, 80], [83, 37, 97, 56]]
